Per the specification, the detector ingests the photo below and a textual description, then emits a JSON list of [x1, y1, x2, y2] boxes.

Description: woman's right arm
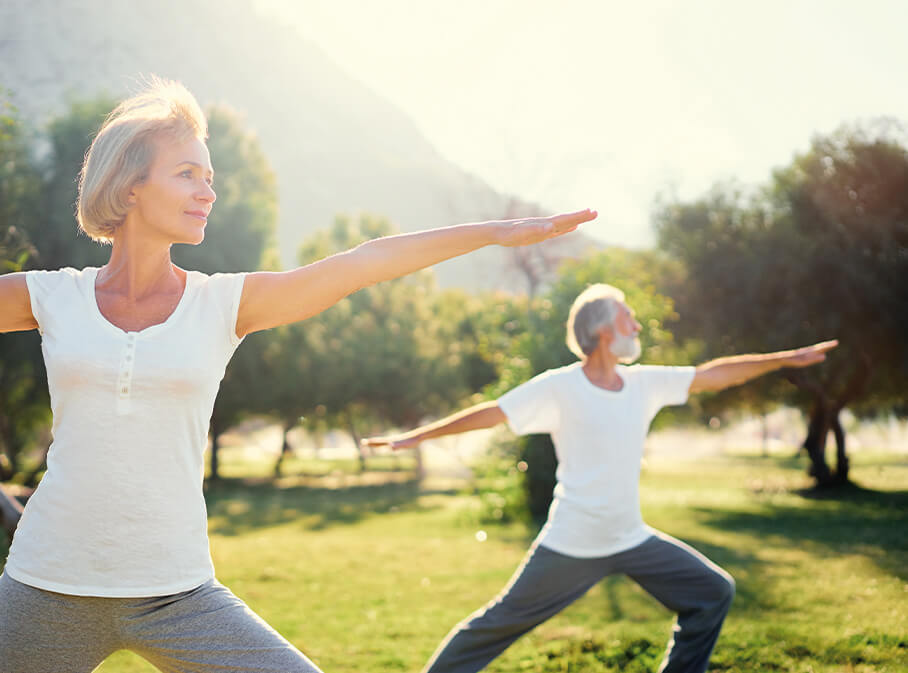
[[0, 273, 38, 333]]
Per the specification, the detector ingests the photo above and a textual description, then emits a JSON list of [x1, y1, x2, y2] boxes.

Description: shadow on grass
[[695, 483, 908, 581], [205, 475, 435, 536]]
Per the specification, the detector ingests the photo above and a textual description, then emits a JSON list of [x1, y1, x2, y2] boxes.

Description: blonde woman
[[0, 77, 596, 673]]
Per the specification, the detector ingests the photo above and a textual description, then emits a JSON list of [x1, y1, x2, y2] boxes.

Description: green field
[[2, 450, 906, 672]]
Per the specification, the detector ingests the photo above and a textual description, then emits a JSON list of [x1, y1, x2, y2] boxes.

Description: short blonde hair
[[565, 283, 626, 359], [76, 76, 207, 242]]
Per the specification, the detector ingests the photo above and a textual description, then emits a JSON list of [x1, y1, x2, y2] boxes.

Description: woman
[[0, 76, 596, 673]]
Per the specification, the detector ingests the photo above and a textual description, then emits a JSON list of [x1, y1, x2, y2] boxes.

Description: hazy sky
[[256, 0, 908, 247]]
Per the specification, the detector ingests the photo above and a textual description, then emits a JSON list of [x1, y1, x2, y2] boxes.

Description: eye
[[179, 169, 193, 178]]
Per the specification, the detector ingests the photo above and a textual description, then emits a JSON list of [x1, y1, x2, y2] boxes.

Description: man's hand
[[361, 434, 421, 452], [782, 339, 839, 368], [691, 339, 839, 394]]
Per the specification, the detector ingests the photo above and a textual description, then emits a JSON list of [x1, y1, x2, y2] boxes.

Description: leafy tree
[[0, 94, 49, 486], [656, 122, 908, 486], [268, 213, 490, 475]]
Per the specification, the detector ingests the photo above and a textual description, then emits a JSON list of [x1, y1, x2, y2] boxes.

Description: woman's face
[[128, 135, 216, 246]]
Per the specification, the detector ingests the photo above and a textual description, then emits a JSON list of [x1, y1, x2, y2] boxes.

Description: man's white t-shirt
[[498, 361, 695, 558], [4, 267, 245, 597]]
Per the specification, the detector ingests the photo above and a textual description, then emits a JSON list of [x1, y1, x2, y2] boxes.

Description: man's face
[[609, 302, 642, 363]]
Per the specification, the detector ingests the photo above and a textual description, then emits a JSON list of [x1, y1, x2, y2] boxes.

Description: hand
[[496, 209, 597, 247], [785, 339, 839, 368], [360, 435, 421, 451]]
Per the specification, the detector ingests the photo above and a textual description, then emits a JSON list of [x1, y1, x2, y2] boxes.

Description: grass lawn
[[2, 449, 906, 672]]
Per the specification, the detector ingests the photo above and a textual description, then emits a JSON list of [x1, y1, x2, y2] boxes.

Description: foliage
[[0, 94, 48, 483], [655, 121, 908, 485], [263, 213, 498, 473]]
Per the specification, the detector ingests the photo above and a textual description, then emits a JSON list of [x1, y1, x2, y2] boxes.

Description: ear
[[125, 183, 140, 207], [595, 324, 614, 349]]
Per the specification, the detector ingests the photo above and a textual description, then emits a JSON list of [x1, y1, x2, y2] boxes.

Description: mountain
[[0, 0, 596, 289]]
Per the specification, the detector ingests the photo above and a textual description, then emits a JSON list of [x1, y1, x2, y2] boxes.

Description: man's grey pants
[[0, 572, 321, 673], [423, 530, 735, 673]]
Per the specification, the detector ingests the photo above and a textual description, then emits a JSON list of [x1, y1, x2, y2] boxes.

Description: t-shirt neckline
[[87, 266, 195, 338], [577, 362, 629, 396]]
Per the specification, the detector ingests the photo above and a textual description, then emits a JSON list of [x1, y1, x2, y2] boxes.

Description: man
[[364, 283, 836, 673]]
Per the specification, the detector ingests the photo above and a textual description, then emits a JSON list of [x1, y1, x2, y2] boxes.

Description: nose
[[197, 181, 216, 204]]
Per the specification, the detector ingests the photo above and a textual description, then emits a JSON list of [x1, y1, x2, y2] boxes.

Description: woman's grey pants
[[423, 530, 735, 673], [0, 572, 321, 673]]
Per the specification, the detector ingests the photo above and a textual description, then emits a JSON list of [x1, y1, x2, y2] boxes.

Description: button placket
[[116, 333, 137, 414]]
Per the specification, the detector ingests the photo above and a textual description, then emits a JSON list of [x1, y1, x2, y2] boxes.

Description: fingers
[[552, 208, 597, 229]]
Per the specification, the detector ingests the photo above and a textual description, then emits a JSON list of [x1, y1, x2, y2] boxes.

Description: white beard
[[610, 332, 641, 363]]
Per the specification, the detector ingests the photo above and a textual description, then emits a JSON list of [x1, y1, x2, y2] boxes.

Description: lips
[[185, 210, 208, 221]]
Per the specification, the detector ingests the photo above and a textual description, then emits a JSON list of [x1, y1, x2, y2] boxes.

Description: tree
[[656, 122, 908, 486], [0, 93, 49, 486], [271, 213, 491, 475]]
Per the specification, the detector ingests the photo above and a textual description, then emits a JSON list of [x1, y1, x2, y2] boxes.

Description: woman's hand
[[496, 209, 597, 247]]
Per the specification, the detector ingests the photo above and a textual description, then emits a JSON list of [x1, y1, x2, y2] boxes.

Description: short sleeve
[[498, 370, 561, 436], [636, 365, 696, 419], [205, 272, 248, 347], [25, 268, 79, 335]]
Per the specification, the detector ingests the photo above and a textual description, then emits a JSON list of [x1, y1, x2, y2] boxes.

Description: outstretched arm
[[235, 209, 596, 337], [689, 340, 838, 394], [0, 273, 37, 334], [362, 401, 507, 450]]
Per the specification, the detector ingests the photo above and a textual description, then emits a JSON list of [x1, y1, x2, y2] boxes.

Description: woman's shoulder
[[26, 266, 97, 290]]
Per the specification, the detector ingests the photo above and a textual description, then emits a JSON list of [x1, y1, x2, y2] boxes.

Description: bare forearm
[[399, 401, 506, 442], [347, 221, 502, 289], [692, 351, 796, 393]]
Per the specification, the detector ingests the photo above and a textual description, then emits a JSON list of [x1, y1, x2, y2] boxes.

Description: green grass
[[2, 450, 906, 672]]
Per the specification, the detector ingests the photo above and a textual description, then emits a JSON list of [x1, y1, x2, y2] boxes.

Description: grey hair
[[76, 75, 208, 242], [565, 283, 626, 359]]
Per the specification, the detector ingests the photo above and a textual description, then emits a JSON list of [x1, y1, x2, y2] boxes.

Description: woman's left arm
[[235, 209, 596, 337]]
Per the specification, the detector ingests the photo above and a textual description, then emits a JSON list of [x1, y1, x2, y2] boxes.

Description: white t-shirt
[[4, 266, 246, 597], [498, 361, 695, 558]]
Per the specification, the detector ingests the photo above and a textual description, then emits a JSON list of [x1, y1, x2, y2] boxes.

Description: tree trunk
[[830, 414, 849, 484], [209, 421, 223, 483], [273, 421, 293, 478], [346, 416, 366, 473], [802, 402, 833, 487]]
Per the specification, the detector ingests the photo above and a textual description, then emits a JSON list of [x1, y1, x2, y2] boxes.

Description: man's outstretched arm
[[689, 339, 838, 394], [362, 401, 507, 450]]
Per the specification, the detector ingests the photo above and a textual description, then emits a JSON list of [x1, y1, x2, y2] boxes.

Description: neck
[[99, 219, 180, 299], [581, 346, 621, 388]]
